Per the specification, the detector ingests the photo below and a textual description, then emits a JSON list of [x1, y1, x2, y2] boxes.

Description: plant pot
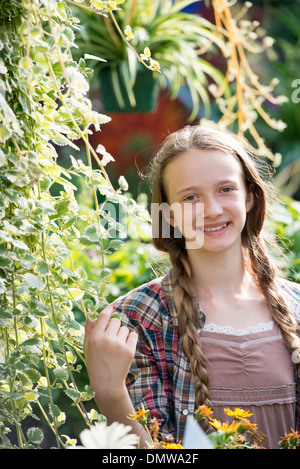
[[98, 65, 160, 113]]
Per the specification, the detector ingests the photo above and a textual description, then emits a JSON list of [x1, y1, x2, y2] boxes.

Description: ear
[[246, 186, 254, 213]]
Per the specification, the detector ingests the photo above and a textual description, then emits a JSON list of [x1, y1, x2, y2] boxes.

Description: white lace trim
[[202, 320, 274, 336]]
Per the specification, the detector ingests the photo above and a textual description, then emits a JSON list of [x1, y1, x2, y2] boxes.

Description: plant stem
[[39, 318, 61, 449], [36, 401, 66, 448], [85, 135, 105, 271]]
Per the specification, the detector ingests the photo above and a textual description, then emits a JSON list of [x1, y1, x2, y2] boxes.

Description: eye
[[220, 187, 233, 193], [184, 194, 198, 201]]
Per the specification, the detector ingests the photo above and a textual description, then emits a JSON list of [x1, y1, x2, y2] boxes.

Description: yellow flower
[[209, 418, 241, 434], [124, 25, 134, 41], [107, 1, 116, 9], [224, 408, 253, 420], [161, 441, 184, 449], [143, 47, 151, 58], [90, 0, 105, 9], [149, 58, 160, 72]]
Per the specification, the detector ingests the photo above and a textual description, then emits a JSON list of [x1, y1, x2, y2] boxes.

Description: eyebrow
[[176, 179, 238, 195]]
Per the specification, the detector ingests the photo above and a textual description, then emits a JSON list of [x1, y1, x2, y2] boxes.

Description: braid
[[168, 243, 213, 431], [149, 124, 300, 434], [247, 236, 300, 364]]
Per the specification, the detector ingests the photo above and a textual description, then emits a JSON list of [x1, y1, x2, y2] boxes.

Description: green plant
[[258, 3, 300, 199], [0, 0, 146, 448], [71, 0, 291, 167], [269, 196, 300, 283], [71, 0, 226, 118]]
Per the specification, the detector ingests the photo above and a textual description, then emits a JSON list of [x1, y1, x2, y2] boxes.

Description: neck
[[187, 244, 252, 301]]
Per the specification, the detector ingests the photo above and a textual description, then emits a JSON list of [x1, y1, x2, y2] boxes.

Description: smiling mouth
[[201, 222, 230, 232]]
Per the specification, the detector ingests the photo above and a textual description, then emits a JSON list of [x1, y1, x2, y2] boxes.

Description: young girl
[[84, 125, 300, 449]]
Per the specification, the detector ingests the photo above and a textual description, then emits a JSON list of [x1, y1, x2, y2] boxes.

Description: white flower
[[118, 175, 128, 192], [66, 68, 89, 96], [75, 422, 139, 449], [96, 144, 115, 166]]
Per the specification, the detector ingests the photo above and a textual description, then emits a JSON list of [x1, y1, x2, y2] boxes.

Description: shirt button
[[182, 409, 189, 416]]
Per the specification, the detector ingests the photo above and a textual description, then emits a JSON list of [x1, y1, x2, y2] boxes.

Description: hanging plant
[[72, 0, 226, 117]]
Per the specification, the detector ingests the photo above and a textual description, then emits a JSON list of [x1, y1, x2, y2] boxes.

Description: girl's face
[[162, 148, 253, 254]]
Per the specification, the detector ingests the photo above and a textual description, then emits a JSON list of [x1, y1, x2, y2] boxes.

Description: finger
[[126, 330, 138, 353], [116, 325, 130, 341], [84, 318, 95, 353], [105, 316, 122, 335], [94, 305, 114, 333]]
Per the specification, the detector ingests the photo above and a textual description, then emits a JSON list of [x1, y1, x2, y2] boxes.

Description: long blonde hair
[[149, 125, 299, 429]]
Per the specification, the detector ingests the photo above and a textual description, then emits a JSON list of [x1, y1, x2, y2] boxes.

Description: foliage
[[72, 0, 290, 162], [206, 0, 289, 163], [0, 0, 298, 450], [65, 191, 167, 308], [269, 196, 300, 283], [71, 0, 226, 119], [0, 0, 147, 448], [258, 3, 300, 200]]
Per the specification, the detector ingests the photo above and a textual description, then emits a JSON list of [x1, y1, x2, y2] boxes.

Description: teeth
[[204, 223, 228, 232]]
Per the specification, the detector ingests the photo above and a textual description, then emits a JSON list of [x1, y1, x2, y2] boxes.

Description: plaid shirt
[[113, 270, 300, 442]]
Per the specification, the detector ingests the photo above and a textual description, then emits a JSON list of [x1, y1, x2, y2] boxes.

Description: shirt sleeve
[[111, 288, 176, 439]]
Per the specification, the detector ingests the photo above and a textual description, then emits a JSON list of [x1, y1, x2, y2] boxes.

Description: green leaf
[[109, 239, 125, 250], [83, 224, 99, 242], [49, 403, 61, 419], [21, 337, 41, 348], [44, 318, 59, 334], [27, 427, 44, 445], [37, 260, 49, 275], [53, 368, 69, 381], [80, 384, 95, 401], [11, 239, 29, 251], [0, 148, 7, 167], [0, 124, 12, 142], [51, 199, 72, 220], [64, 388, 80, 401], [25, 369, 41, 383], [67, 287, 84, 301], [84, 53, 106, 62], [23, 273, 46, 290], [0, 279, 5, 294]]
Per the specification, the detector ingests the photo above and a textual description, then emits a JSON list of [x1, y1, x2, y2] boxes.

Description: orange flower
[[195, 405, 214, 421], [280, 428, 300, 449], [238, 418, 258, 433], [128, 408, 150, 426], [148, 417, 161, 442]]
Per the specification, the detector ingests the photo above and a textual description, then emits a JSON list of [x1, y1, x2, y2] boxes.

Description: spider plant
[[71, 0, 226, 118]]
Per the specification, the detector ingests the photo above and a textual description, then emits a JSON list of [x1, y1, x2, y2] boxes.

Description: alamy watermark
[[291, 79, 300, 103], [100, 201, 205, 250]]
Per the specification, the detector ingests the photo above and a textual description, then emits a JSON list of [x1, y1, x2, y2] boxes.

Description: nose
[[204, 195, 223, 219]]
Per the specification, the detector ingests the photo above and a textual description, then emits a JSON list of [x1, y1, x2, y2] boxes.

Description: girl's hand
[[83, 305, 138, 401]]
